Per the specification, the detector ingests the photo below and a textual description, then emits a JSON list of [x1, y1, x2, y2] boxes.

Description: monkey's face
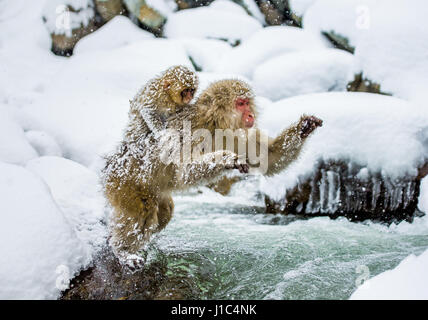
[[180, 87, 196, 104], [235, 97, 255, 128], [166, 83, 197, 107]]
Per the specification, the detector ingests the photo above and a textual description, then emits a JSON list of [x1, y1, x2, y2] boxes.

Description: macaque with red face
[[186, 79, 323, 176], [235, 97, 255, 128]]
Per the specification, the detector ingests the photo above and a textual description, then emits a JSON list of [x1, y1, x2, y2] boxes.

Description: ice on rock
[[163, 1, 262, 45], [419, 178, 428, 214], [74, 15, 154, 55], [253, 49, 353, 101], [26, 156, 108, 256], [0, 162, 89, 299], [215, 26, 329, 79]]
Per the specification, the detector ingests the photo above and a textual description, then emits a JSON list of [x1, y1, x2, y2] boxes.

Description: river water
[[143, 188, 428, 300]]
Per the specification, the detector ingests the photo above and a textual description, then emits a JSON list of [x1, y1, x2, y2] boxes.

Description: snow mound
[[350, 249, 428, 300], [25, 130, 63, 157], [258, 92, 428, 201], [26, 156, 108, 255], [290, 0, 317, 16], [0, 162, 89, 299], [164, 1, 262, 44], [0, 108, 38, 165], [174, 38, 232, 72], [253, 48, 353, 101], [74, 15, 154, 55], [352, 0, 428, 102], [21, 39, 193, 168], [303, 0, 370, 48], [215, 26, 328, 79]]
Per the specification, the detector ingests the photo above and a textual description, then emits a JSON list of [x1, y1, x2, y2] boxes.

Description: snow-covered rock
[[258, 92, 428, 219], [0, 108, 38, 165], [164, 1, 262, 45], [42, 0, 95, 37], [303, 0, 370, 48], [26, 156, 108, 255], [350, 249, 428, 299], [352, 0, 428, 102], [73, 15, 154, 55], [303, 0, 428, 102], [0, 162, 89, 299], [214, 26, 328, 79], [25, 130, 63, 157], [174, 38, 232, 72], [253, 48, 353, 101]]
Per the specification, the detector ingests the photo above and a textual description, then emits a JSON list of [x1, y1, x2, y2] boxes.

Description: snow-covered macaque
[[172, 79, 324, 176], [102, 76, 246, 266], [129, 65, 198, 138]]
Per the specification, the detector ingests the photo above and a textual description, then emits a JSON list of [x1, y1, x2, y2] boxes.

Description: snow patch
[[74, 15, 154, 55], [253, 48, 353, 101], [350, 249, 428, 300], [0, 162, 89, 299], [215, 26, 329, 79]]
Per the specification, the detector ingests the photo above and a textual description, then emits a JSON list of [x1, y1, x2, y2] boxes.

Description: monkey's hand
[[222, 151, 249, 174], [299, 115, 323, 139]]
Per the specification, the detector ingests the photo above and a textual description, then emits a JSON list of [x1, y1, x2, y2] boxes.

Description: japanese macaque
[[130, 65, 198, 138], [102, 76, 245, 265], [103, 77, 321, 265], [168, 79, 323, 177]]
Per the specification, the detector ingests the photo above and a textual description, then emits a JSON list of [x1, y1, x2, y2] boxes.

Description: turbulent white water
[[145, 189, 428, 300]]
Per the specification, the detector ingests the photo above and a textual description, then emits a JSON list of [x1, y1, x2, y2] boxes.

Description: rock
[[264, 159, 422, 223], [94, 0, 126, 22], [347, 73, 389, 95], [61, 245, 203, 300], [123, 0, 167, 36], [258, 0, 300, 26], [42, 0, 101, 56], [175, 0, 214, 10], [322, 31, 354, 53]]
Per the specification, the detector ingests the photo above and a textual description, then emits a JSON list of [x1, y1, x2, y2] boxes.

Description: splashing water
[[144, 189, 428, 300]]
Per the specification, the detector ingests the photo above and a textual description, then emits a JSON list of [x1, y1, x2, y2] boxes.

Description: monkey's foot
[[121, 253, 146, 272], [300, 115, 323, 139]]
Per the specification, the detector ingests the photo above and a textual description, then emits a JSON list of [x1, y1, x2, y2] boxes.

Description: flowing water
[[142, 189, 428, 300]]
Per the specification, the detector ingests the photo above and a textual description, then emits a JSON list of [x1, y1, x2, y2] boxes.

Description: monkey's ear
[[162, 80, 171, 89]]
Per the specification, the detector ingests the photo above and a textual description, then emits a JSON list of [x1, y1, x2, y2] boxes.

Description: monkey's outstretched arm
[[264, 115, 323, 176], [174, 151, 247, 188]]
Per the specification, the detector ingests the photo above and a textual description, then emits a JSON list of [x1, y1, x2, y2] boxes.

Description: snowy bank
[[350, 249, 428, 299], [0, 162, 90, 299]]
